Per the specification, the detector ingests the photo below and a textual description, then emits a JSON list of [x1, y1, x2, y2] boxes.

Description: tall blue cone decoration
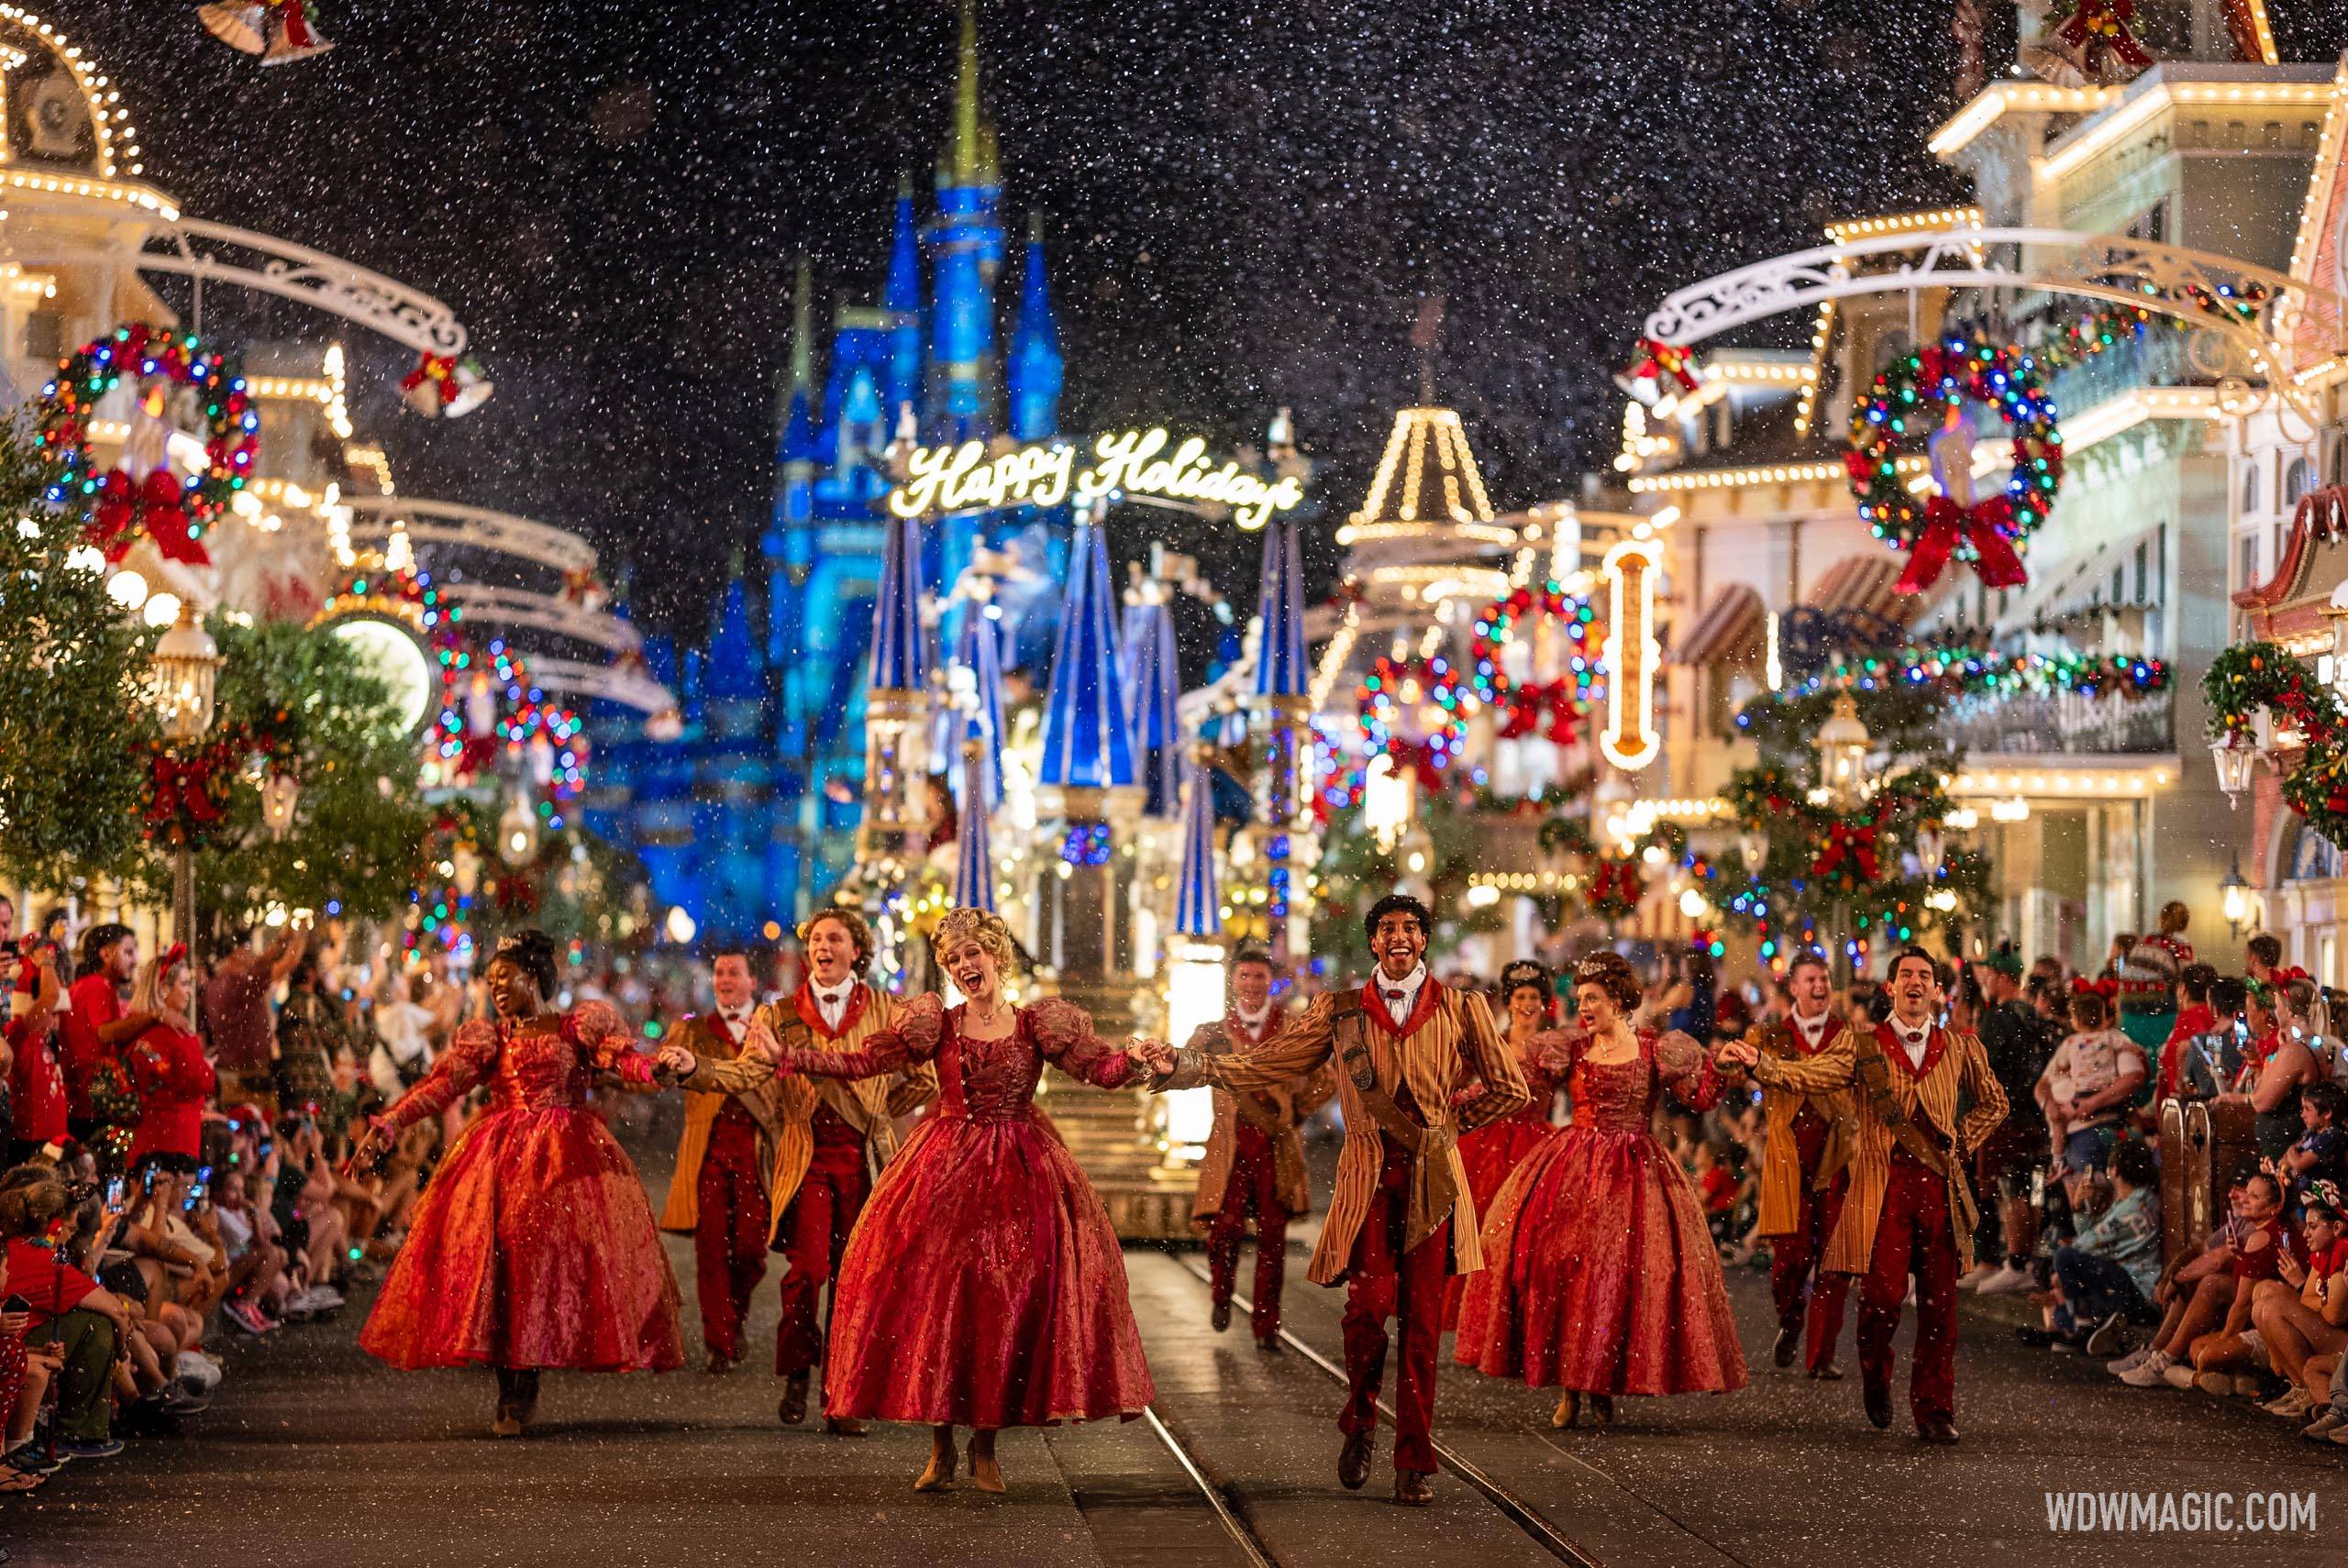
[[1173, 752, 1223, 939], [1253, 511, 1310, 701], [869, 512, 928, 695], [1121, 593, 1183, 818], [953, 738, 997, 912], [1037, 519, 1135, 790], [946, 606, 1006, 812]]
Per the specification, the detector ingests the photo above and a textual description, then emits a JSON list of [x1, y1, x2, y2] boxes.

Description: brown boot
[[779, 1373, 810, 1427], [1337, 1430, 1374, 1490], [1393, 1470, 1434, 1507], [823, 1416, 869, 1437]]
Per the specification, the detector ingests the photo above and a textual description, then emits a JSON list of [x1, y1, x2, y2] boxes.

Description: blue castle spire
[[948, 604, 1005, 810], [1121, 592, 1183, 817], [1173, 754, 1222, 938], [953, 740, 997, 912], [1007, 213, 1062, 442], [704, 571, 761, 705], [926, 0, 1003, 442], [1253, 511, 1310, 699], [883, 175, 923, 417], [1038, 519, 1135, 790], [870, 513, 928, 692]]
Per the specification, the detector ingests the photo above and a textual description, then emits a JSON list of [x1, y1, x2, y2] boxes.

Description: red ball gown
[[774, 993, 1155, 1429], [1444, 1034, 1566, 1326], [359, 1001, 684, 1374], [1456, 1027, 1747, 1397]]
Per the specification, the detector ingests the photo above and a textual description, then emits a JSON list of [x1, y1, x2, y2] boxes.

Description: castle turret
[[853, 510, 931, 893], [1121, 584, 1183, 819], [926, 0, 1004, 442], [1007, 213, 1063, 442], [883, 175, 924, 418]]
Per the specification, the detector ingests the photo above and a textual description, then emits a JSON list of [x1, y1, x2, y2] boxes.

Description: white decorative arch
[[136, 219, 470, 356], [342, 495, 596, 574], [441, 582, 641, 656], [523, 656, 673, 715], [1644, 226, 2342, 398]]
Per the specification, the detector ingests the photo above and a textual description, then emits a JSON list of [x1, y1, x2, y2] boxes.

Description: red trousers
[[1340, 1137, 1450, 1475], [774, 1111, 871, 1379], [1767, 1106, 1851, 1373], [1207, 1123, 1290, 1341], [1857, 1148, 1960, 1428], [692, 1106, 768, 1363]]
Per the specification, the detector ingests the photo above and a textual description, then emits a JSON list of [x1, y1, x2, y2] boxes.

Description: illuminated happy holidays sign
[[886, 428, 1305, 529]]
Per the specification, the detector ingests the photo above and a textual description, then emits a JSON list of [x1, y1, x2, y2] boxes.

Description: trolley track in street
[[1165, 1252, 1605, 1568]]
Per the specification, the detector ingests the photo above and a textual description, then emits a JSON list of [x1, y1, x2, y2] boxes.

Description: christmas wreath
[[1844, 332, 2063, 594], [2205, 641, 2348, 849], [38, 324, 259, 568], [1357, 654, 1470, 789], [1468, 580, 1602, 747], [1585, 856, 1644, 922]]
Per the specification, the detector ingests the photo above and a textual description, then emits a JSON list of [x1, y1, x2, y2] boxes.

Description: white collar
[[812, 979, 853, 1002], [1792, 1008, 1831, 1039], [1375, 965, 1428, 1010], [1235, 999, 1271, 1028]]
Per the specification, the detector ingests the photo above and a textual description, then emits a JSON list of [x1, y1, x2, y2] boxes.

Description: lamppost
[[1811, 690, 1871, 977], [2221, 856, 2252, 942], [150, 606, 222, 950]]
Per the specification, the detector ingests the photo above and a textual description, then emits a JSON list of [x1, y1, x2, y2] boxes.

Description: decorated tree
[[0, 423, 156, 889], [1308, 792, 1503, 976], [1715, 679, 1992, 976], [138, 617, 440, 933]]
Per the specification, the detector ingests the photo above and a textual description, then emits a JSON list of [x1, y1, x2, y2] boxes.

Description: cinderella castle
[[585, 3, 1074, 939]]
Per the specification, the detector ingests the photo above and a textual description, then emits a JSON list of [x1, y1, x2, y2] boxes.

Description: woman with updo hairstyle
[[736, 905, 1162, 1494], [1455, 948, 1747, 1428], [348, 926, 683, 1436], [1445, 962, 1570, 1328]]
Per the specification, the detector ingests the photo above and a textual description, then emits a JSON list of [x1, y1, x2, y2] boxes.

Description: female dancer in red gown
[[677, 907, 1156, 1494], [1445, 963, 1566, 1326], [350, 929, 683, 1434], [1455, 951, 1746, 1427]]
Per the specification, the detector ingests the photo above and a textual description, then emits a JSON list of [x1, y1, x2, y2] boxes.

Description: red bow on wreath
[[89, 469, 209, 567], [1621, 337, 1700, 395], [1387, 738, 1447, 793], [148, 752, 229, 830], [1498, 682, 1580, 745], [1895, 493, 2030, 594], [2056, 0, 2153, 78], [1588, 858, 1643, 913], [1811, 822, 1882, 884]]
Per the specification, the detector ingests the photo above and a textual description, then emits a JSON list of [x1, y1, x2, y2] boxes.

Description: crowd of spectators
[[0, 900, 532, 1503]]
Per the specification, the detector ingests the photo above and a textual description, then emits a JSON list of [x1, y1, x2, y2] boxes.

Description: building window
[[2287, 457, 2315, 508], [2239, 530, 2260, 590], [2332, 440, 2348, 486], [21, 311, 61, 364], [2243, 464, 2261, 515]]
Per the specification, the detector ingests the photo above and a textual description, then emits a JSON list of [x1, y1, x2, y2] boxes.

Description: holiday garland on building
[[2204, 640, 2348, 850], [1788, 644, 2167, 701], [1468, 579, 1605, 745]]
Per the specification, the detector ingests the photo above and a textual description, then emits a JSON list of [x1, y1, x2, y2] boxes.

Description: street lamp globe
[[151, 605, 222, 745], [1813, 690, 1871, 808], [497, 790, 539, 866], [1737, 828, 1771, 876]]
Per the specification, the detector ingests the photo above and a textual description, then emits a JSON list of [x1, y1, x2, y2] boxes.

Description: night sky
[[68, 2, 2348, 643]]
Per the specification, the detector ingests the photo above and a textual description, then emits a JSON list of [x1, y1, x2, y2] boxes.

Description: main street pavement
[[11, 1117, 2342, 1568]]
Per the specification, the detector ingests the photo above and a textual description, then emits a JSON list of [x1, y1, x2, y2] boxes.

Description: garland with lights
[[1468, 580, 1604, 746], [36, 323, 259, 568], [1792, 644, 2168, 701], [2204, 640, 2348, 848], [1844, 331, 2063, 594], [1356, 654, 1470, 789], [426, 633, 591, 807]]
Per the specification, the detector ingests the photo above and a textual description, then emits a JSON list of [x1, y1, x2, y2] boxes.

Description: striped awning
[[1671, 583, 1765, 667], [1808, 554, 1918, 624]]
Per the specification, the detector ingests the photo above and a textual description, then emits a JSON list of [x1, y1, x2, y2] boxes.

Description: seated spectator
[[2170, 1171, 2294, 1396], [2248, 1181, 2347, 1418], [2276, 1083, 2346, 1214], [2029, 1139, 2162, 1355], [2116, 1176, 2268, 1387], [0, 1165, 130, 1459]]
